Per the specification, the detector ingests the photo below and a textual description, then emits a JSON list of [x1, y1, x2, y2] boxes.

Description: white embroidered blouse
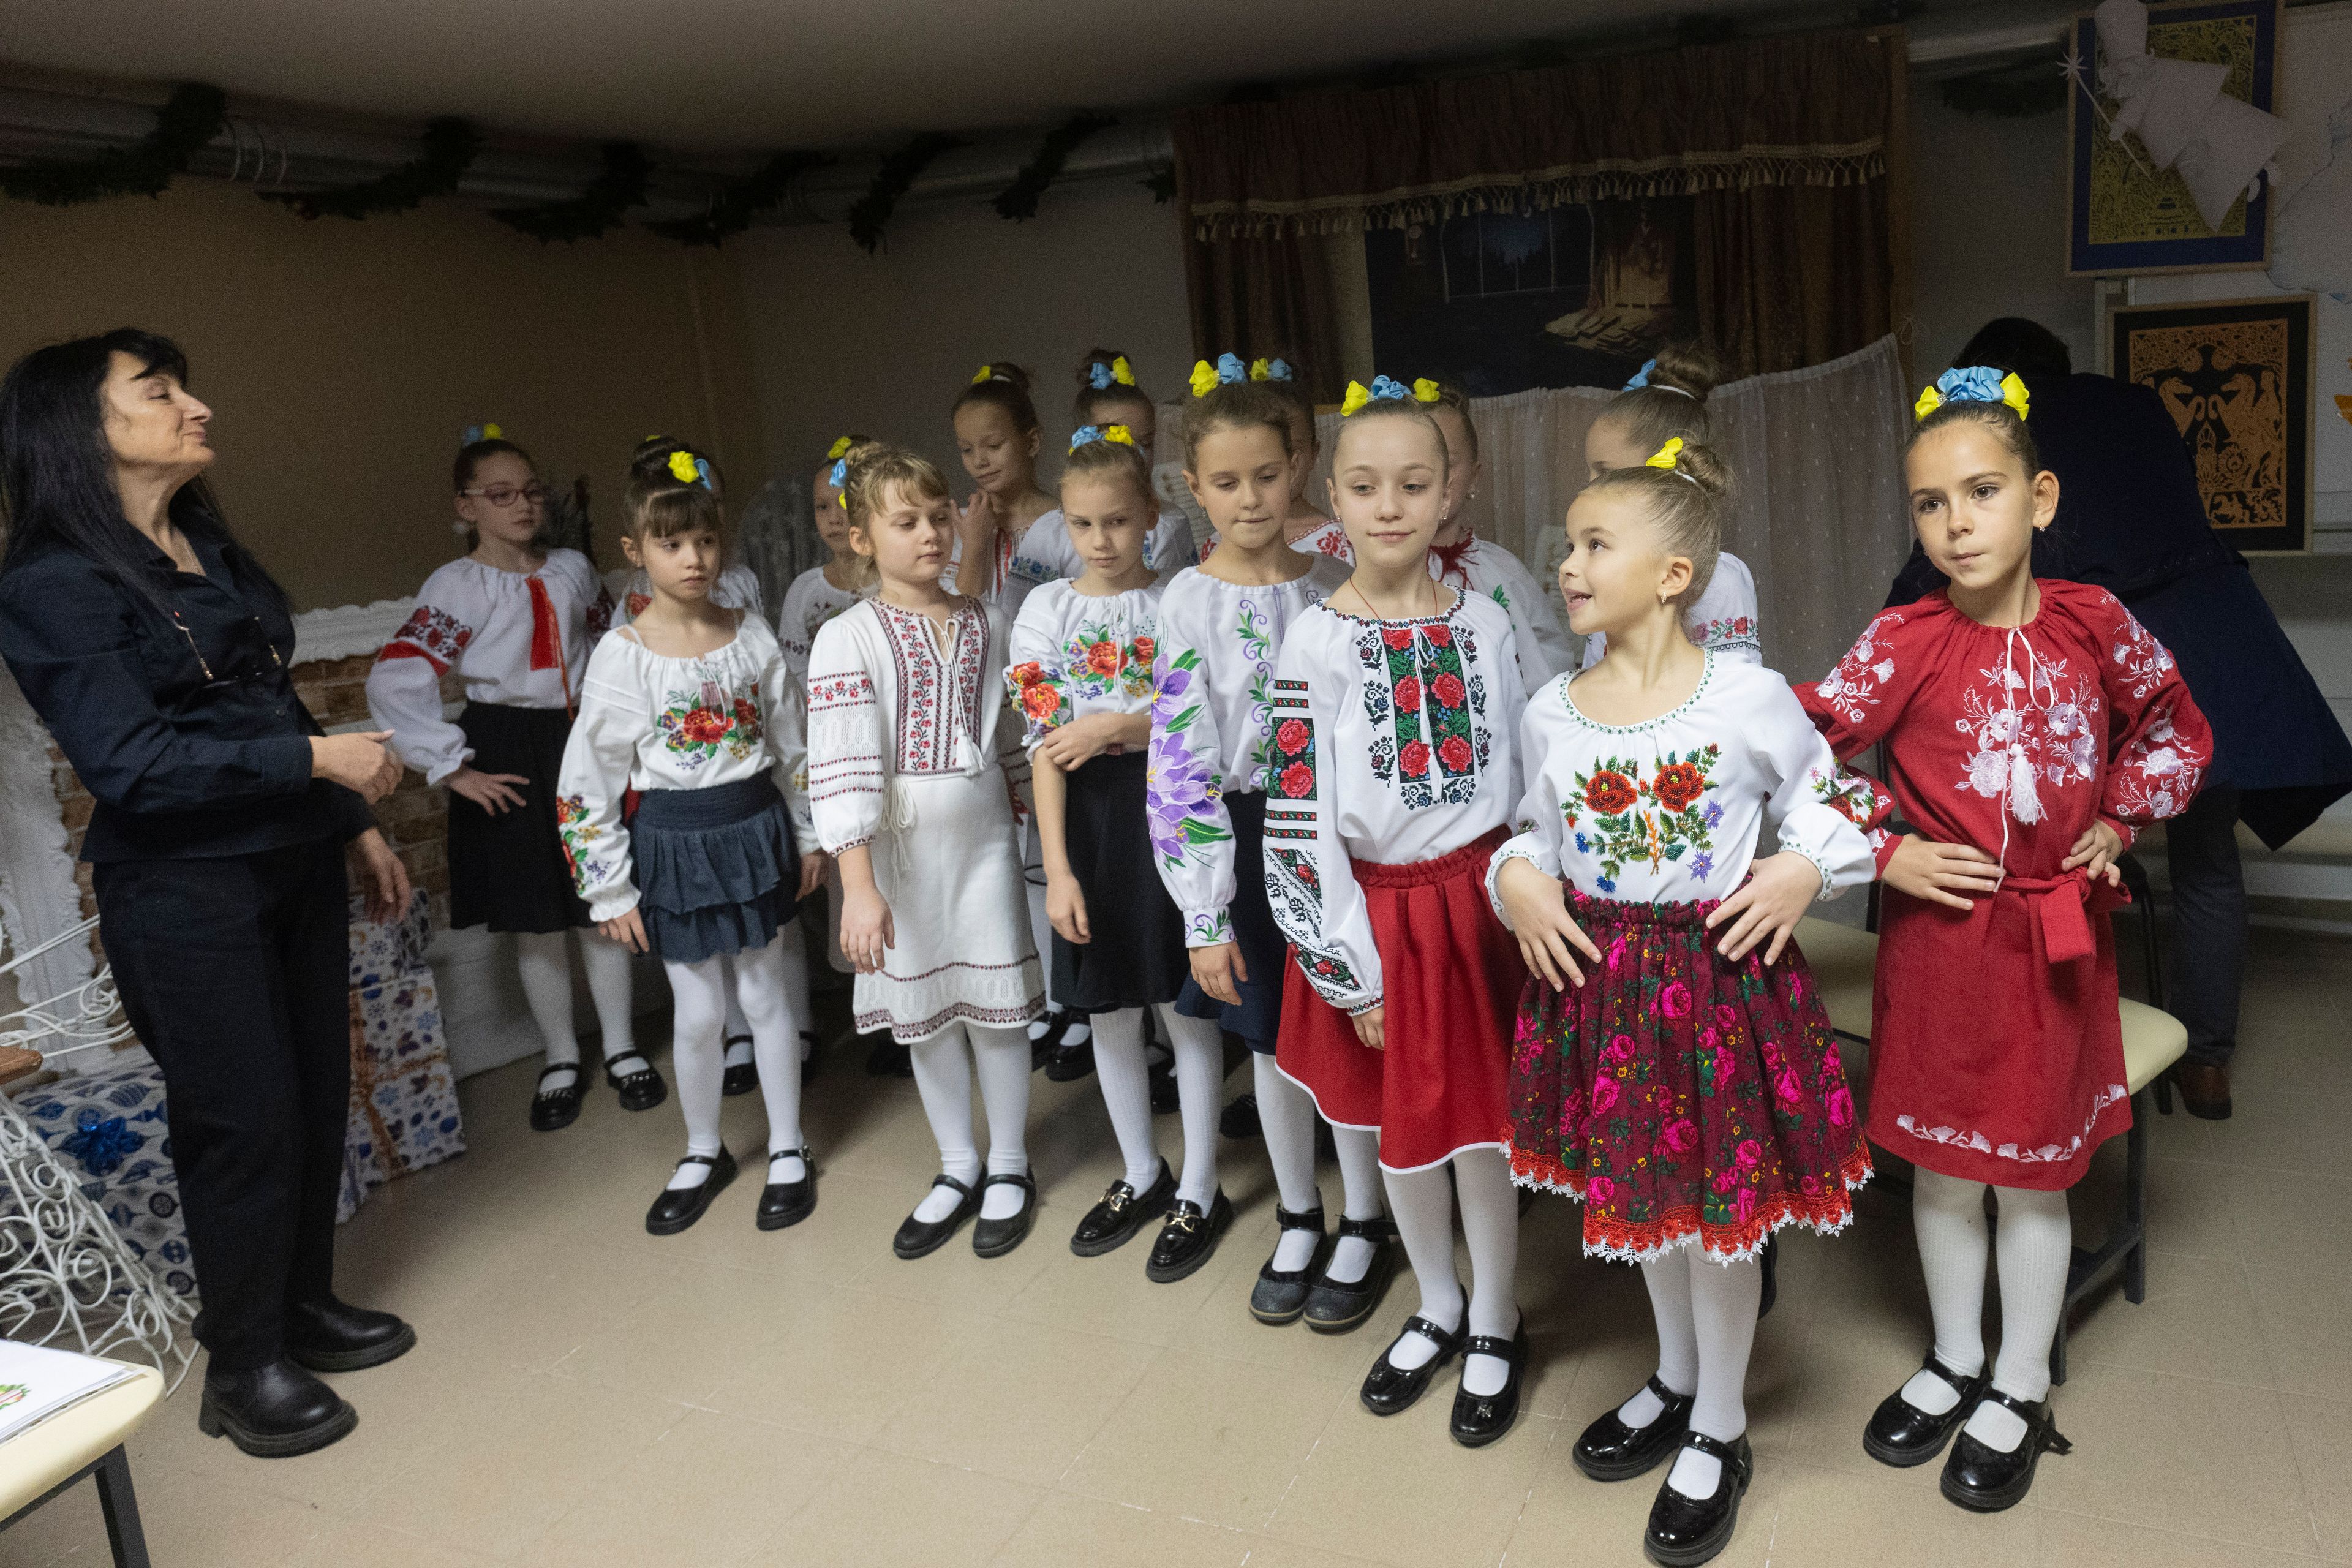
[[366, 549, 611, 785], [777, 565, 865, 683], [804, 597, 1031, 854], [1261, 591, 1526, 1016], [1580, 551, 1763, 669], [1287, 523, 1574, 695], [1005, 579, 1163, 750], [1146, 556, 1352, 948], [552, 611, 813, 923], [1485, 653, 1877, 926]]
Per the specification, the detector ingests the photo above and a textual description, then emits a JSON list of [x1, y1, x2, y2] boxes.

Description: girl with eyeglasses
[[366, 428, 662, 1135]]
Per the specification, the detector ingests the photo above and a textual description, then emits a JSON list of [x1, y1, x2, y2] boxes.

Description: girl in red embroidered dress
[[1798, 368, 2212, 1513]]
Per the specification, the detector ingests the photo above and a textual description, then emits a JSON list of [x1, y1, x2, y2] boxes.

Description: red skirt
[[1869, 872, 2131, 1191], [1504, 892, 1871, 1264], [1275, 829, 1525, 1173]]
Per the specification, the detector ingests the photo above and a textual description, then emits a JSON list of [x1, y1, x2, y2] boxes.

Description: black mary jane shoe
[[1248, 1203, 1329, 1325], [1644, 1432, 1752, 1568], [1303, 1216, 1400, 1334], [756, 1147, 817, 1231], [1450, 1318, 1529, 1448], [198, 1359, 358, 1458], [972, 1170, 1039, 1259], [1360, 1313, 1465, 1417], [605, 1051, 669, 1113], [1027, 1007, 1072, 1068], [721, 1035, 758, 1097], [529, 1063, 587, 1133], [646, 1147, 737, 1236], [1044, 1020, 1096, 1083], [1862, 1349, 1991, 1469], [1939, 1389, 2071, 1513], [1146, 1189, 1234, 1283], [894, 1174, 981, 1259], [1575, 1374, 1696, 1482], [1070, 1163, 1175, 1257], [285, 1296, 417, 1373]]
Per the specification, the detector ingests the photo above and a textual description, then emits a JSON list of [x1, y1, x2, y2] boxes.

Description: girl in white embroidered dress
[[807, 443, 1046, 1258], [365, 429, 650, 1134]]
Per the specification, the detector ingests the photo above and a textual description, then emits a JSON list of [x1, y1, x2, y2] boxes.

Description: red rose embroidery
[[1276, 718, 1310, 755], [1652, 760, 1706, 813], [682, 707, 729, 745], [1400, 740, 1430, 777], [1280, 762, 1314, 798], [1086, 641, 1121, 676], [1438, 734, 1472, 772], [1131, 636, 1155, 665], [1430, 672, 1465, 708], [1021, 684, 1061, 721], [1584, 769, 1636, 815], [731, 698, 760, 730], [1392, 676, 1422, 711], [1423, 624, 1452, 648], [1381, 628, 1415, 650], [1010, 660, 1045, 687], [626, 592, 651, 617]]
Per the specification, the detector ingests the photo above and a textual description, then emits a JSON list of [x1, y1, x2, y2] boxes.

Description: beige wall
[[0, 178, 763, 611], [732, 179, 1194, 490]]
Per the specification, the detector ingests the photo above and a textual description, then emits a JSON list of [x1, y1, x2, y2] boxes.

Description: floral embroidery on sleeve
[[1814, 610, 1904, 726], [1146, 647, 1229, 869], [380, 604, 471, 673], [556, 793, 616, 891]]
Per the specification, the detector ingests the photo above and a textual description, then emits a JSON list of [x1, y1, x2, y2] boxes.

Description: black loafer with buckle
[[646, 1147, 736, 1235], [1146, 1189, 1233, 1283], [1360, 1313, 1464, 1417], [972, 1170, 1039, 1258], [529, 1063, 586, 1133], [1940, 1389, 2071, 1513], [1248, 1202, 1329, 1325], [1303, 1215, 1399, 1334], [1644, 1432, 1753, 1567], [605, 1050, 668, 1113], [1863, 1349, 1990, 1469], [1450, 1317, 1529, 1448], [894, 1174, 981, 1259], [1071, 1163, 1175, 1257], [1575, 1374, 1696, 1482], [756, 1146, 816, 1231]]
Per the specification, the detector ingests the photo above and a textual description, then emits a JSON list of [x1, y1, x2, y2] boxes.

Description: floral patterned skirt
[[1503, 892, 1871, 1264]]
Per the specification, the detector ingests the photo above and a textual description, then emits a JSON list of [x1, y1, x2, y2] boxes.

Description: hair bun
[[1663, 439, 1731, 502], [1642, 342, 1721, 403]]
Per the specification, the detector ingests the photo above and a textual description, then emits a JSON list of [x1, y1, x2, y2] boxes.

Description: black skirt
[[449, 702, 591, 934], [1173, 790, 1286, 1052], [1052, 750, 1190, 1012], [633, 775, 799, 965]]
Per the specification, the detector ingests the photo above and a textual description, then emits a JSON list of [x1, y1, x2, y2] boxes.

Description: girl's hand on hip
[[2062, 820, 2126, 888], [1496, 857, 1599, 989], [1706, 851, 1821, 963], [1883, 835, 2002, 910]]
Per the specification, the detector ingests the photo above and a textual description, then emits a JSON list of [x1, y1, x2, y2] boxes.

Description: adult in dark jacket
[[1887, 318, 2352, 1120], [0, 330, 418, 1457]]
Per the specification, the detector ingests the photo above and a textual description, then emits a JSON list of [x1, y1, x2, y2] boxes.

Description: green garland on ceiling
[[0, 83, 226, 206], [647, 149, 833, 246], [848, 132, 964, 253], [992, 112, 1116, 221], [263, 116, 480, 220], [493, 141, 651, 242]]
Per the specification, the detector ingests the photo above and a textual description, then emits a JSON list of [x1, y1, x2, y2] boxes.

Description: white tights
[[1904, 1167, 2073, 1453], [1257, 1061, 1385, 1280], [1091, 1006, 1224, 1206], [515, 929, 638, 1085], [1381, 1149, 1520, 1397], [721, 922, 814, 1068], [660, 933, 805, 1192], [908, 1022, 1034, 1223], [1619, 1248, 1765, 1498]]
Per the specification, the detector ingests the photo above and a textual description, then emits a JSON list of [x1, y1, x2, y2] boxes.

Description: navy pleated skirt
[[633, 775, 797, 964]]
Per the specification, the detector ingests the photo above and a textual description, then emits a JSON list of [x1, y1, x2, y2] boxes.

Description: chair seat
[[2119, 998, 2187, 1094], [0, 1364, 162, 1518]]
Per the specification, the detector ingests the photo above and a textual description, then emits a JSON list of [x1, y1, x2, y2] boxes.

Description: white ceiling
[[0, 0, 1819, 152]]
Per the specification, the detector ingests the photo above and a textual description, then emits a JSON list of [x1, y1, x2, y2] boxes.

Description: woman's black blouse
[[0, 532, 375, 861]]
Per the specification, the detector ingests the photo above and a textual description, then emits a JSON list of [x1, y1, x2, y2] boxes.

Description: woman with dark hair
[[0, 329, 416, 1457]]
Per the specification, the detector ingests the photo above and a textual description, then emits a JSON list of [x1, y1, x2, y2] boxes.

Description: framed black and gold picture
[[2110, 293, 2314, 554]]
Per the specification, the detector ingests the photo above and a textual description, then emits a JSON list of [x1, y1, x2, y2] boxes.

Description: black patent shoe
[[1219, 1091, 1261, 1139], [1645, 1432, 1752, 1567], [1070, 1163, 1175, 1257], [756, 1147, 816, 1231], [1575, 1374, 1696, 1482], [529, 1063, 586, 1132], [1940, 1389, 2070, 1513], [1028, 1005, 1071, 1066], [1045, 1021, 1096, 1082], [646, 1147, 736, 1235], [1248, 1202, 1329, 1325], [1360, 1313, 1464, 1416], [1146, 1189, 1234, 1283], [198, 1358, 358, 1458], [285, 1296, 416, 1373], [721, 1035, 758, 1096], [605, 1050, 668, 1112], [894, 1174, 980, 1259], [1303, 1216, 1400, 1333], [1450, 1317, 1529, 1448], [1863, 1349, 1989, 1468], [973, 1170, 1039, 1258]]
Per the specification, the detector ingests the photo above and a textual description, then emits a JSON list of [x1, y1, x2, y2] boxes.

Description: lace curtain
[[1300, 334, 1913, 683]]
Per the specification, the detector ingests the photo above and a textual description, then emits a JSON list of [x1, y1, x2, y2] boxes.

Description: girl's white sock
[[1090, 1008, 1164, 1193], [1626, 1250, 1700, 1428], [578, 928, 643, 1072], [908, 1028, 981, 1222], [1325, 1123, 1387, 1284], [1159, 1006, 1224, 1208], [1667, 1250, 1763, 1499], [662, 953, 729, 1191], [971, 1024, 1034, 1221], [1453, 1148, 1521, 1398], [514, 930, 581, 1081], [1908, 1166, 1993, 1416], [736, 932, 805, 1180], [1971, 1184, 2072, 1453]]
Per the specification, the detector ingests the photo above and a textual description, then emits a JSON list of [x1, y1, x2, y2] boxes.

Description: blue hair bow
[[828, 458, 846, 490], [1624, 360, 1656, 390], [1069, 424, 1103, 449], [1215, 352, 1248, 385], [1369, 374, 1411, 402], [1915, 365, 2031, 422]]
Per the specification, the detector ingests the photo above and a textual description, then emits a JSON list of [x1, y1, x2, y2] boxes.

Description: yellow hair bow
[[1110, 355, 1135, 386], [1103, 425, 1136, 446], [1248, 357, 1272, 382], [1340, 380, 1374, 417], [1411, 379, 1441, 404], [1189, 360, 1220, 399], [971, 364, 993, 384], [2000, 372, 2030, 420], [666, 450, 698, 484], [1645, 437, 1685, 470], [483, 423, 502, 439], [827, 435, 853, 461]]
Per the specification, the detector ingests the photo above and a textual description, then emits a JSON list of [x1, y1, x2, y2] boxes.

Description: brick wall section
[[43, 650, 458, 938]]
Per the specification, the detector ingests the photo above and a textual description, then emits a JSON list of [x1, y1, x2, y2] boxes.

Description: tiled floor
[[9, 930, 2352, 1567]]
